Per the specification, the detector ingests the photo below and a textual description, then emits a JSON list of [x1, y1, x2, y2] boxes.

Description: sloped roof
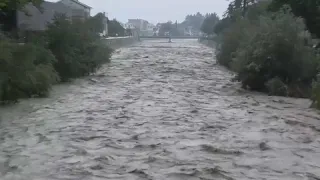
[[70, 0, 91, 9], [17, 1, 72, 31]]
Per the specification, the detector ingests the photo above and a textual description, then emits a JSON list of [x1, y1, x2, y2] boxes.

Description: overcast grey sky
[[48, 0, 229, 24]]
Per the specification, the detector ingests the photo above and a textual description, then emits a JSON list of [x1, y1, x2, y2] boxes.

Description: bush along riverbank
[[204, 0, 320, 109], [0, 15, 113, 104]]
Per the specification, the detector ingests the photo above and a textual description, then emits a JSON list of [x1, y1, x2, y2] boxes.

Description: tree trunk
[[242, 0, 247, 16]]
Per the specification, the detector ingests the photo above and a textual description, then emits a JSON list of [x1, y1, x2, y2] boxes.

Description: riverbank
[[0, 14, 138, 105]]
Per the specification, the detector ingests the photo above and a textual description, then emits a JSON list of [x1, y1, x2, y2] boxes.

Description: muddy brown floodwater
[[0, 39, 320, 180]]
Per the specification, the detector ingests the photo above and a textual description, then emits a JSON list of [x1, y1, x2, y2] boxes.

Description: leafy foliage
[[265, 77, 288, 96], [0, 0, 42, 10], [0, 0, 43, 32], [181, 12, 205, 31], [269, 0, 320, 39], [214, 0, 320, 101], [0, 37, 58, 103], [108, 19, 125, 36], [214, 0, 270, 34], [213, 17, 232, 34], [0, 11, 114, 104], [200, 13, 219, 35], [46, 14, 113, 81], [215, 18, 253, 68], [86, 12, 107, 35], [158, 21, 181, 36], [232, 7, 318, 96]]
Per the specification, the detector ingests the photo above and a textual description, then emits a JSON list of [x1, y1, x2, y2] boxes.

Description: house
[[128, 19, 149, 36], [59, 0, 91, 19], [128, 19, 148, 31], [124, 23, 135, 30], [17, 0, 92, 31], [17, 1, 73, 31], [146, 23, 155, 36]]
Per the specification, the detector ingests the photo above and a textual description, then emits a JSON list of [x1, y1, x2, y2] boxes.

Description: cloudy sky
[[48, 0, 229, 24]]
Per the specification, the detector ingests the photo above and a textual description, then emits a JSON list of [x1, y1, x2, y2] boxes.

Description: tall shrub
[[215, 1, 271, 68], [0, 37, 58, 103], [215, 18, 254, 68], [232, 7, 318, 96], [46, 15, 113, 81]]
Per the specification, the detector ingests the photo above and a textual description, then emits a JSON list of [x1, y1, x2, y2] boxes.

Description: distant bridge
[[139, 36, 201, 39]]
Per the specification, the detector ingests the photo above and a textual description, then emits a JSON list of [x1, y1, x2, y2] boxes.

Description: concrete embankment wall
[[102, 36, 138, 49]]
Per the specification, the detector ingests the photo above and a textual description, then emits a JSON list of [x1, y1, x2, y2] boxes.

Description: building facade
[[59, 0, 91, 17], [127, 19, 157, 36], [17, 0, 92, 31], [124, 23, 135, 30], [128, 19, 148, 31], [17, 1, 72, 31], [146, 23, 156, 36]]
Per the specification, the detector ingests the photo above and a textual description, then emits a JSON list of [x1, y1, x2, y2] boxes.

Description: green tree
[[108, 19, 125, 36], [0, 0, 43, 32], [86, 12, 108, 35], [0, 0, 42, 10], [269, 0, 320, 39], [181, 12, 205, 31], [0, 35, 58, 103], [158, 21, 181, 36], [214, 0, 270, 35], [200, 13, 220, 35], [224, 0, 254, 18], [46, 14, 112, 81], [232, 7, 318, 96], [158, 22, 172, 36]]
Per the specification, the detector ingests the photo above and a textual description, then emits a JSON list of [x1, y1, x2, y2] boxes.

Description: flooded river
[[0, 39, 320, 180]]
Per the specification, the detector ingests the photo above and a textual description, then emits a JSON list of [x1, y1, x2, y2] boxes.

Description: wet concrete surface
[[0, 39, 320, 180]]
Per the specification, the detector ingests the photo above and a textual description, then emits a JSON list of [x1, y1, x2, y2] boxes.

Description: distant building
[[147, 23, 155, 31], [127, 19, 158, 36], [128, 19, 148, 31], [124, 23, 135, 30], [146, 23, 156, 36]]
